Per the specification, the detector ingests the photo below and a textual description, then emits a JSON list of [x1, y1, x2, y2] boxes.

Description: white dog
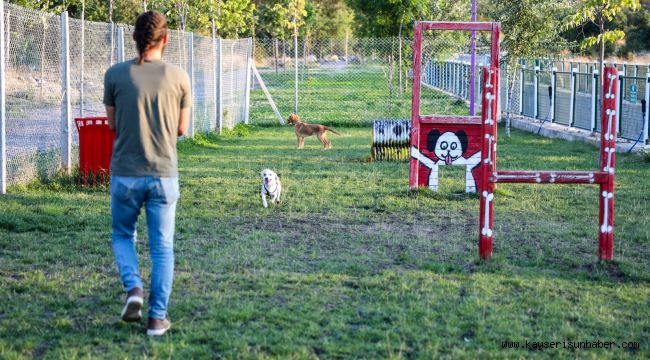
[[260, 169, 282, 208]]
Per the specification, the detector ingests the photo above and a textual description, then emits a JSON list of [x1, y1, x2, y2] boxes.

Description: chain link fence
[[5, 5, 63, 185], [2, 3, 252, 187], [250, 33, 500, 127], [252, 37, 419, 126]]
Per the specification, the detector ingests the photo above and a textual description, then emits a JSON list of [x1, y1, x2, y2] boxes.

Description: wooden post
[[408, 22, 423, 189], [479, 67, 498, 259], [598, 67, 618, 261]]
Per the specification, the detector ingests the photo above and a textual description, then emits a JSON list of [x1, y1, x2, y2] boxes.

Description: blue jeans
[[110, 176, 179, 320]]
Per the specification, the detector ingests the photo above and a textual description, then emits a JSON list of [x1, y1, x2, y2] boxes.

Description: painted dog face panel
[[411, 125, 482, 193], [427, 130, 467, 166]]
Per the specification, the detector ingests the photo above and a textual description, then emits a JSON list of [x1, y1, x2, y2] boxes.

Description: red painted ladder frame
[[410, 21, 618, 260], [479, 67, 618, 260]]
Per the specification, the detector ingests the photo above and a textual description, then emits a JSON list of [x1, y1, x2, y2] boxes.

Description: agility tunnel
[[371, 120, 411, 161]]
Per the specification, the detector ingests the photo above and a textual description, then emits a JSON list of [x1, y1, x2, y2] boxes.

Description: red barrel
[[74, 117, 115, 185]]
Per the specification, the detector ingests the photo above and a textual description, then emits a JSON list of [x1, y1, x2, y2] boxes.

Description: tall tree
[[563, 0, 641, 75]]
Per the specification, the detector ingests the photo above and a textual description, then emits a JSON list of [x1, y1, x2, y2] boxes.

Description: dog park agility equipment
[[75, 117, 114, 185], [371, 120, 411, 161], [409, 21, 619, 260]]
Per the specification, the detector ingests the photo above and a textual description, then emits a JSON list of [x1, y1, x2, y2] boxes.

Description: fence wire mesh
[[2, 3, 252, 186], [222, 39, 251, 129], [192, 35, 216, 133], [252, 37, 419, 125], [5, 4, 63, 185], [419, 30, 494, 117]]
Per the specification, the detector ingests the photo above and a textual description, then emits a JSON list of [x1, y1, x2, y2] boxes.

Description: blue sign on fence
[[629, 84, 637, 104]]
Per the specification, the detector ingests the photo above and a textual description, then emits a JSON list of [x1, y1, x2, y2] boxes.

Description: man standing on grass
[[103, 11, 191, 336]]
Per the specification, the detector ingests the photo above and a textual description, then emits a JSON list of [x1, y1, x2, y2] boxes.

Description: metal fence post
[[60, 11, 71, 173], [216, 37, 222, 133], [454, 61, 459, 96], [591, 69, 598, 132], [0, 1, 6, 194], [551, 67, 557, 122], [640, 71, 650, 144], [117, 26, 124, 62], [499, 64, 505, 119], [569, 67, 577, 127], [109, 22, 115, 65], [616, 72, 622, 134], [294, 31, 298, 114], [187, 32, 194, 137], [80, 13, 85, 118], [519, 64, 524, 115], [534, 65, 539, 119], [244, 39, 252, 125]]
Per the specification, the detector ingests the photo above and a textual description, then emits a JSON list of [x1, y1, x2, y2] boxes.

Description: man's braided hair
[[133, 11, 167, 65]]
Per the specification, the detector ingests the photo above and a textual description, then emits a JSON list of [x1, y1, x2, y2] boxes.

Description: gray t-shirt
[[103, 58, 191, 177]]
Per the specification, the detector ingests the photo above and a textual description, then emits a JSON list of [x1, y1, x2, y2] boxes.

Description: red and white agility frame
[[410, 21, 618, 261]]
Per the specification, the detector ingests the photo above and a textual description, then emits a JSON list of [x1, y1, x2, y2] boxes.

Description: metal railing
[[423, 59, 650, 144]]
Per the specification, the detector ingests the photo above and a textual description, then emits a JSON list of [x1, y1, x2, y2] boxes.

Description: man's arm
[[178, 108, 190, 136], [106, 106, 116, 131]]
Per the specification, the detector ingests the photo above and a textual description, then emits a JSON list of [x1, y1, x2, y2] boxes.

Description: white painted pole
[[187, 32, 194, 137], [243, 40, 252, 125], [230, 41, 236, 128], [533, 65, 539, 119], [616, 72, 622, 133], [117, 26, 125, 62], [0, 1, 6, 194], [294, 36, 298, 114], [60, 11, 71, 173], [569, 67, 577, 127], [80, 3, 85, 118], [216, 37, 222, 133], [591, 69, 598, 132], [293, 7, 298, 114]]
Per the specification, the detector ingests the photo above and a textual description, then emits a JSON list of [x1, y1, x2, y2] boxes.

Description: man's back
[[103, 59, 191, 177]]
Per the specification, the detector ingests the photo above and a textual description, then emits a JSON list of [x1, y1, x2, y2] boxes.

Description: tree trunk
[[598, 14, 605, 77]]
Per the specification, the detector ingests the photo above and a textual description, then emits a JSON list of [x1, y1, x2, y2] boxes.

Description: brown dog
[[287, 114, 340, 149]]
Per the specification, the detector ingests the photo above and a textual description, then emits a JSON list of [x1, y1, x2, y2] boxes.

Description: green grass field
[[1, 71, 649, 358]]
